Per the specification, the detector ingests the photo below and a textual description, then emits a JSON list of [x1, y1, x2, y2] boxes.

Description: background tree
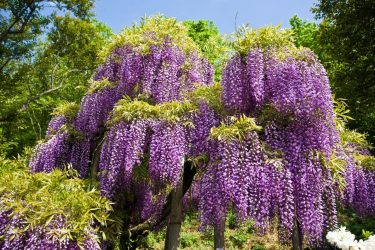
[[289, 15, 320, 58], [312, 0, 375, 148], [183, 20, 229, 81], [0, 0, 93, 72], [0, 1, 112, 156]]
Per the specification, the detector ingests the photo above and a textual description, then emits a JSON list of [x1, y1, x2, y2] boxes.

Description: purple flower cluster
[[132, 182, 165, 221], [221, 48, 265, 114], [198, 133, 272, 229], [141, 42, 213, 103], [69, 138, 92, 178], [197, 133, 297, 236], [221, 56, 249, 114], [149, 122, 187, 187], [188, 101, 220, 157], [76, 47, 144, 137], [46, 115, 67, 137], [99, 121, 147, 198], [29, 132, 70, 173], [218, 48, 340, 243], [29, 131, 93, 177], [342, 157, 375, 217]]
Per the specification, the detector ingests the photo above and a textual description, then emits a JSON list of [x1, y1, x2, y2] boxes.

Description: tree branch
[[0, 0, 38, 43], [0, 58, 11, 73], [19, 86, 63, 112], [19, 68, 81, 112]]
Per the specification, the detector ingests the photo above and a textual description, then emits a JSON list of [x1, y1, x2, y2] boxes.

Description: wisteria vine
[[23, 17, 375, 249]]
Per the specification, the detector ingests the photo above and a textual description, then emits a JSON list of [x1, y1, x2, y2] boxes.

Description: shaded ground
[[140, 212, 289, 249]]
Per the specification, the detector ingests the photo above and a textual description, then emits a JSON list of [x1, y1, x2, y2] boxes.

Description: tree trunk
[[292, 216, 303, 250], [164, 177, 184, 250], [90, 130, 105, 180], [214, 217, 225, 250]]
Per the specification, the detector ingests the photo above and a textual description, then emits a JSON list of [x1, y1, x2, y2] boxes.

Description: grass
[[139, 212, 289, 250]]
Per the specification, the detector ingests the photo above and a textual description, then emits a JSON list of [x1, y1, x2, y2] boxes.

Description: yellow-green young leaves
[[210, 115, 262, 141], [230, 25, 317, 63], [354, 154, 375, 171], [231, 25, 293, 56], [51, 102, 80, 119], [109, 97, 196, 125], [88, 78, 118, 93], [0, 165, 115, 247], [109, 83, 224, 126], [98, 15, 201, 61], [186, 82, 223, 113]]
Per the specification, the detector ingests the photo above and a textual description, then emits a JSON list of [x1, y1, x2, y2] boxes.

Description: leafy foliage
[[0, 156, 116, 247], [51, 102, 80, 119], [289, 15, 320, 54], [109, 98, 195, 125], [210, 115, 262, 141], [0, 0, 94, 73], [0, 13, 112, 156], [186, 82, 223, 113], [110, 83, 222, 125], [99, 15, 200, 60], [231, 25, 293, 56]]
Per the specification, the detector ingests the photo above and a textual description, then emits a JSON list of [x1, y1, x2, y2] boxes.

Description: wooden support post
[[164, 177, 184, 250]]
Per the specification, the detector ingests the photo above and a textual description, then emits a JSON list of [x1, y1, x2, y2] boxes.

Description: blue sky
[[94, 0, 318, 34]]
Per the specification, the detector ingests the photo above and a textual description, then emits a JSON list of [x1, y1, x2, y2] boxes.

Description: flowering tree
[[16, 17, 375, 250]]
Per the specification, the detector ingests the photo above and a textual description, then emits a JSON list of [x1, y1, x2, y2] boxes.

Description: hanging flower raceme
[[188, 101, 220, 157], [198, 116, 275, 229], [341, 150, 375, 217], [29, 131, 71, 173], [149, 122, 187, 187], [132, 182, 165, 221], [69, 138, 93, 178], [99, 121, 148, 198], [332, 125, 375, 218], [46, 115, 67, 137], [260, 52, 339, 243]]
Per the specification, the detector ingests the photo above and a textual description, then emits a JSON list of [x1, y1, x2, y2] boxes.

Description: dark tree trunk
[[292, 216, 303, 250], [164, 175, 184, 250], [214, 217, 225, 250], [117, 161, 196, 249], [89, 128, 106, 180]]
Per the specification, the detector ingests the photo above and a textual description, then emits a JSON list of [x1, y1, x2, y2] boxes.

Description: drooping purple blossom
[[188, 101, 220, 157], [29, 132, 70, 173], [99, 121, 148, 198], [132, 182, 165, 221], [221, 56, 249, 114], [70, 138, 92, 178], [198, 132, 274, 230], [148, 122, 187, 187], [46, 116, 67, 137]]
